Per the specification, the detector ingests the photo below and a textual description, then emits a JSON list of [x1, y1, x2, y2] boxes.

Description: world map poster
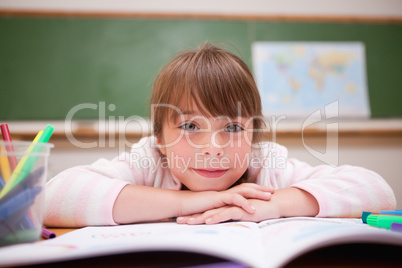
[[252, 42, 370, 118]]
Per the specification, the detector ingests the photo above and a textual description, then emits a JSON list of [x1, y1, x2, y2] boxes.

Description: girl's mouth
[[193, 169, 229, 178]]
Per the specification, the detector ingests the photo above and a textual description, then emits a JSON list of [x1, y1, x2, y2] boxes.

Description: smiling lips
[[193, 169, 229, 178]]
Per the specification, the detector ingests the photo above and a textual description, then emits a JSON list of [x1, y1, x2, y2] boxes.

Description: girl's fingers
[[247, 190, 272, 201], [177, 186, 272, 225], [205, 207, 245, 225], [177, 211, 214, 225], [176, 214, 201, 224], [227, 185, 273, 202], [178, 205, 250, 225], [234, 183, 274, 193], [221, 194, 256, 214], [242, 183, 275, 193]]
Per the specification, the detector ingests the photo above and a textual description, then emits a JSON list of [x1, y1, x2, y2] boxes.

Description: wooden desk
[[41, 228, 78, 241]]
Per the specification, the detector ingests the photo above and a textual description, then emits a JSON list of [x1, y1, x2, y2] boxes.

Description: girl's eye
[[224, 124, 243, 133], [179, 122, 199, 131]]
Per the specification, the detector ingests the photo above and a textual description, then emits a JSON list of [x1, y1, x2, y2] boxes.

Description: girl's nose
[[200, 132, 225, 157], [201, 144, 224, 157]]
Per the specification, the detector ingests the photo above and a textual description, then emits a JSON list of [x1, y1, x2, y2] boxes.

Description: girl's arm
[[176, 187, 318, 224], [280, 159, 396, 218], [113, 183, 273, 224], [177, 148, 396, 224], [44, 157, 273, 227]]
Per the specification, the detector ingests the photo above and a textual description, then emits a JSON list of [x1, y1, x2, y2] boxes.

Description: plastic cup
[[0, 141, 53, 246]]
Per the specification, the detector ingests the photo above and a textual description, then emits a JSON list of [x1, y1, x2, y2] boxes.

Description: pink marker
[[0, 123, 18, 171]]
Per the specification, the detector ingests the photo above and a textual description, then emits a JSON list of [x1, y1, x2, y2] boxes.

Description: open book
[[1, 217, 402, 267]]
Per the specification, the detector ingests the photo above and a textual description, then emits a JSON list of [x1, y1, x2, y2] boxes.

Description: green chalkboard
[[0, 16, 401, 119]]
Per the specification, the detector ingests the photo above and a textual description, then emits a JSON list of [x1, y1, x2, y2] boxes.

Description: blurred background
[[0, 0, 401, 208]]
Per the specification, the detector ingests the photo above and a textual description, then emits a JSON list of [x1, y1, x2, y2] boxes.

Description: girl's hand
[[113, 184, 274, 224], [224, 183, 274, 200], [177, 188, 319, 225], [180, 183, 274, 217], [177, 184, 275, 224], [177, 199, 279, 224]]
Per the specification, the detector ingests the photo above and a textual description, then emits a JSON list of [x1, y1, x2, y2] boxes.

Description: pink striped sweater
[[44, 137, 396, 227]]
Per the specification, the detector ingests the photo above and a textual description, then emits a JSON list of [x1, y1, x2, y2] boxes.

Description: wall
[[1, 18, 401, 119], [1, 0, 402, 18]]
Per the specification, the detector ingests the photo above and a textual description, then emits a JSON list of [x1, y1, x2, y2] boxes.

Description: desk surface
[[41, 228, 77, 241]]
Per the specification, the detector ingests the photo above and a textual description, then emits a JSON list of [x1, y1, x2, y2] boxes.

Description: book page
[[2, 218, 401, 267], [258, 217, 402, 268], [0, 221, 265, 267]]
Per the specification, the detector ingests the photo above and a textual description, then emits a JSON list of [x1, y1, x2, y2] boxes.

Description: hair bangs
[[178, 47, 258, 119], [151, 43, 265, 142]]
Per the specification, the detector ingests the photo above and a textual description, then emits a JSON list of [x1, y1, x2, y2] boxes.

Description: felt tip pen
[[0, 123, 18, 171], [361, 211, 402, 223], [0, 208, 32, 238], [0, 168, 44, 230], [0, 147, 11, 182], [380, 210, 402, 216], [0, 186, 42, 221], [367, 214, 402, 229], [0, 167, 44, 203], [391, 223, 402, 233], [12, 125, 54, 187], [0, 130, 43, 199], [41, 228, 56, 239], [361, 211, 372, 223], [0, 125, 53, 199], [0, 174, 5, 189]]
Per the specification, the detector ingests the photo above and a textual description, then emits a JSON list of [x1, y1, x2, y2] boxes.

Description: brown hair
[[150, 42, 265, 143]]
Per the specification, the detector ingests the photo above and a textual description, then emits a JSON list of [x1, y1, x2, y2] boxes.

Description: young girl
[[44, 43, 396, 227]]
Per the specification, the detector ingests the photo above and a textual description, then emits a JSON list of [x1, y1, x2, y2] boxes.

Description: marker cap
[[361, 211, 371, 223]]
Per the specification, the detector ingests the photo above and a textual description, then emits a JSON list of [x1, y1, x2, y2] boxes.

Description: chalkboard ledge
[[3, 118, 402, 141]]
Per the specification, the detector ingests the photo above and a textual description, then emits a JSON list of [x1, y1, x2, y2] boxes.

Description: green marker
[[12, 125, 54, 187], [367, 214, 402, 229]]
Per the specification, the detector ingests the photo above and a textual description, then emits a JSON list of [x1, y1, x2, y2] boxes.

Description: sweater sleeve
[[255, 143, 396, 218], [44, 137, 181, 227], [44, 158, 131, 227]]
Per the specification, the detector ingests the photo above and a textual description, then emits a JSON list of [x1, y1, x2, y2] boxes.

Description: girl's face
[[157, 100, 254, 191]]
